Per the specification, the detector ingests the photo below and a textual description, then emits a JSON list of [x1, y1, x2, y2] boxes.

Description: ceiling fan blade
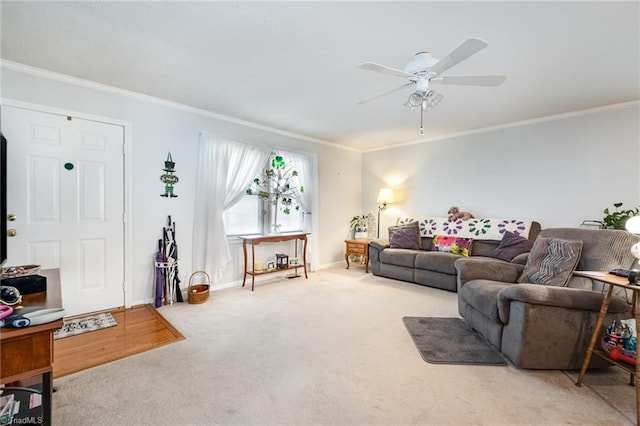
[[358, 62, 412, 78], [357, 82, 414, 104], [429, 38, 489, 76], [431, 75, 506, 87]]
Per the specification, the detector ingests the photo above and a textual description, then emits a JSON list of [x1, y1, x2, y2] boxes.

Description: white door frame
[[1, 98, 133, 309]]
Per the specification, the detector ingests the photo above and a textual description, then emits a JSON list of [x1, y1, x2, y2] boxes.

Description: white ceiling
[[1, 1, 639, 151]]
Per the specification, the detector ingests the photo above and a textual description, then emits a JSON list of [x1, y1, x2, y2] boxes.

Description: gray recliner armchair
[[455, 227, 640, 369]]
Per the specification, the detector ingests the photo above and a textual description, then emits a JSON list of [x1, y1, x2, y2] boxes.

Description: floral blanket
[[397, 216, 534, 240]]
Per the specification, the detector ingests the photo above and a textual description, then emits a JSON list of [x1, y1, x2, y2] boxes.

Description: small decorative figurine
[[161, 152, 179, 197]]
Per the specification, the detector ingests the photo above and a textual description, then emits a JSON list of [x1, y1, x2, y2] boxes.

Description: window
[[223, 194, 262, 236], [224, 151, 310, 236], [271, 203, 304, 233]]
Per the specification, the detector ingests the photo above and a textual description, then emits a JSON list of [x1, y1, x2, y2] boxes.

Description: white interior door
[[1, 105, 125, 317]]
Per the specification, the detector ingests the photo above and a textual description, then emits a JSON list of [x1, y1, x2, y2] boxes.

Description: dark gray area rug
[[402, 316, 507, 365]]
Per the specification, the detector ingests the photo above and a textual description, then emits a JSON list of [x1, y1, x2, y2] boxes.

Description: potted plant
[[603, 202, 640, 229], [350, 214, 373, 239]]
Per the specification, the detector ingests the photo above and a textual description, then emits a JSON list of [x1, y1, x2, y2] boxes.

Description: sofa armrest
[[368, 239, 390, 276], [497, 284, 628, 324], [369, 239, 390, 251], [510, 252, 529, 265], [455, 257, 523, 291]]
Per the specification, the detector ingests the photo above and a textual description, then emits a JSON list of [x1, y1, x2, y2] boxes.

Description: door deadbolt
[[7, 214, 16, 221], [7, 229, 17, 237]]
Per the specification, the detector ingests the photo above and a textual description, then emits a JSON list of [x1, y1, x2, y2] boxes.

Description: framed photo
[[267, 261, 275, 270], [289, 258, 299, 265]]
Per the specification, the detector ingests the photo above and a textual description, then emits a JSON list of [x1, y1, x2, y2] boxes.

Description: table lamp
[[625, 216, 640, 283]]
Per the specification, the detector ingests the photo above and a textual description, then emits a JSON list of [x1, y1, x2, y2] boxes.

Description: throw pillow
[[488, 231, 534, 262], [430, 235, 473, 256], [389, 221, 421, 250], [518, 237, 583, 286]]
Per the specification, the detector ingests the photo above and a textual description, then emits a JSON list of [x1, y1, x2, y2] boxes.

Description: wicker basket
[[188, 271, 210, 304]]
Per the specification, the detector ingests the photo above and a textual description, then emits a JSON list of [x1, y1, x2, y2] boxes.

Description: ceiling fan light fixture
[[407, 92, 424, 108], [422, 91, 443, 110]]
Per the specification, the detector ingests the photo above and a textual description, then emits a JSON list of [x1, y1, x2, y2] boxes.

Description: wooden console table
[[1, 268, 63, 425], [574, 270, 640, 426], [240, 233, 309, 291]]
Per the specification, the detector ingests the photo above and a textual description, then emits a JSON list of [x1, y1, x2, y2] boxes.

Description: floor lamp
[[376, 188, 394, 238]]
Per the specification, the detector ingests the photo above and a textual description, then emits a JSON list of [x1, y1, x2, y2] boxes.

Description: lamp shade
[[377, 188, 394, 204], [626, 216, 640, 234]]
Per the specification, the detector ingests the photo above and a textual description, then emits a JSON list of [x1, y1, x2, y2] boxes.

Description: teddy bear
[[448, 206, 475, 221]]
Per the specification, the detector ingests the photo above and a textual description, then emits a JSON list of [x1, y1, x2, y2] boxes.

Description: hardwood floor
[[53, 304, 184, 378]]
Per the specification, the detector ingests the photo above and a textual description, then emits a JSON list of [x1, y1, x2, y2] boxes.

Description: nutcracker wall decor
[[161, 152, 179, 197]]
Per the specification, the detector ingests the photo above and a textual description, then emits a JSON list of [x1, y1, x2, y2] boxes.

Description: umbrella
[[154, 239, 164, 308]]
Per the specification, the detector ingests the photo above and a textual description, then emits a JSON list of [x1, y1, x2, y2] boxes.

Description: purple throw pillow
[[488, 231, 534, 262], [389, 221, 421, 250]]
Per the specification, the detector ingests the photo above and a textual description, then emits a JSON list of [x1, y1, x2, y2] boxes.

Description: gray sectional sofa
[[369, 216, 542, 291]]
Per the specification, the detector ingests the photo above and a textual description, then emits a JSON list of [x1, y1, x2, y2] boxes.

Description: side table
[[344, 239, 371, 273], [574, 270, 640, 426]]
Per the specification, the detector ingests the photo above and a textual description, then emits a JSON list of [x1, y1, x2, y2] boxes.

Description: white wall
[[1, 64, 361, 305], [362, 103, 640, 233]]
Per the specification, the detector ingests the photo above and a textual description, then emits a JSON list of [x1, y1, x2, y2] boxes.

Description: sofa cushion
[[431, 235, 473, 256], [488, 231, 534, 262], [518, 237, 583, 286], [459, 280, 513, 323], [415, 251, 460, 275], [389, 221, 421, 249], [380, 248, 419, 268]]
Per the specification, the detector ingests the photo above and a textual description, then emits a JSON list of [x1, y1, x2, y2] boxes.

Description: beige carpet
[[52, 266, 636, 425]]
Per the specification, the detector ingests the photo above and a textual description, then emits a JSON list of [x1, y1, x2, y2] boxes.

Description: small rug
[[54, 312, 117, 340], [402, 316, 506, 365]]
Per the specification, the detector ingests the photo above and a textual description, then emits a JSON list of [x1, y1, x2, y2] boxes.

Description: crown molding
[[364, 99, 640, 153], [0, 60, 360, 153]]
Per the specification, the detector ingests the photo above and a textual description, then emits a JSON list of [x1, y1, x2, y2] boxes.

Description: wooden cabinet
[[344, 239, 371, 272], [1, 269, 63, 425]]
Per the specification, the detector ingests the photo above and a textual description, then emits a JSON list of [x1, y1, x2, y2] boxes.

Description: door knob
[[7, 214, 16, 221], [7, 229, 17, 237]]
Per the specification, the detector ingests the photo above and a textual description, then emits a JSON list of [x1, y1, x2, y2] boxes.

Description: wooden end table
[[344, 239, 371, 273], [574, 270, 640, 426]]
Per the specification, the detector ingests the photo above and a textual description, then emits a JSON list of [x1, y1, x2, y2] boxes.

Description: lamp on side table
[[626, 216, 640, 282], [376, 188, 394, 238]]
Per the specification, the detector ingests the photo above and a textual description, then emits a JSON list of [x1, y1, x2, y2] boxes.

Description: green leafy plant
[[350, 214, 372, 231], [603, 202, 639, 229], [246, 155, 304, 231]]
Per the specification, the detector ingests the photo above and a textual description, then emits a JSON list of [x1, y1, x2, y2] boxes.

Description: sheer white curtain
[[281, 150, 319, 271], [193, 133, 271, 282]]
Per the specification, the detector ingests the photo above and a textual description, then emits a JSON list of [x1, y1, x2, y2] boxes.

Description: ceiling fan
[[357, 38, 506, 114]]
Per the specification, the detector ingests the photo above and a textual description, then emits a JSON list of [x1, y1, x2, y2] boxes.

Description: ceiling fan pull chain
[[420, 107, 424, 137]]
